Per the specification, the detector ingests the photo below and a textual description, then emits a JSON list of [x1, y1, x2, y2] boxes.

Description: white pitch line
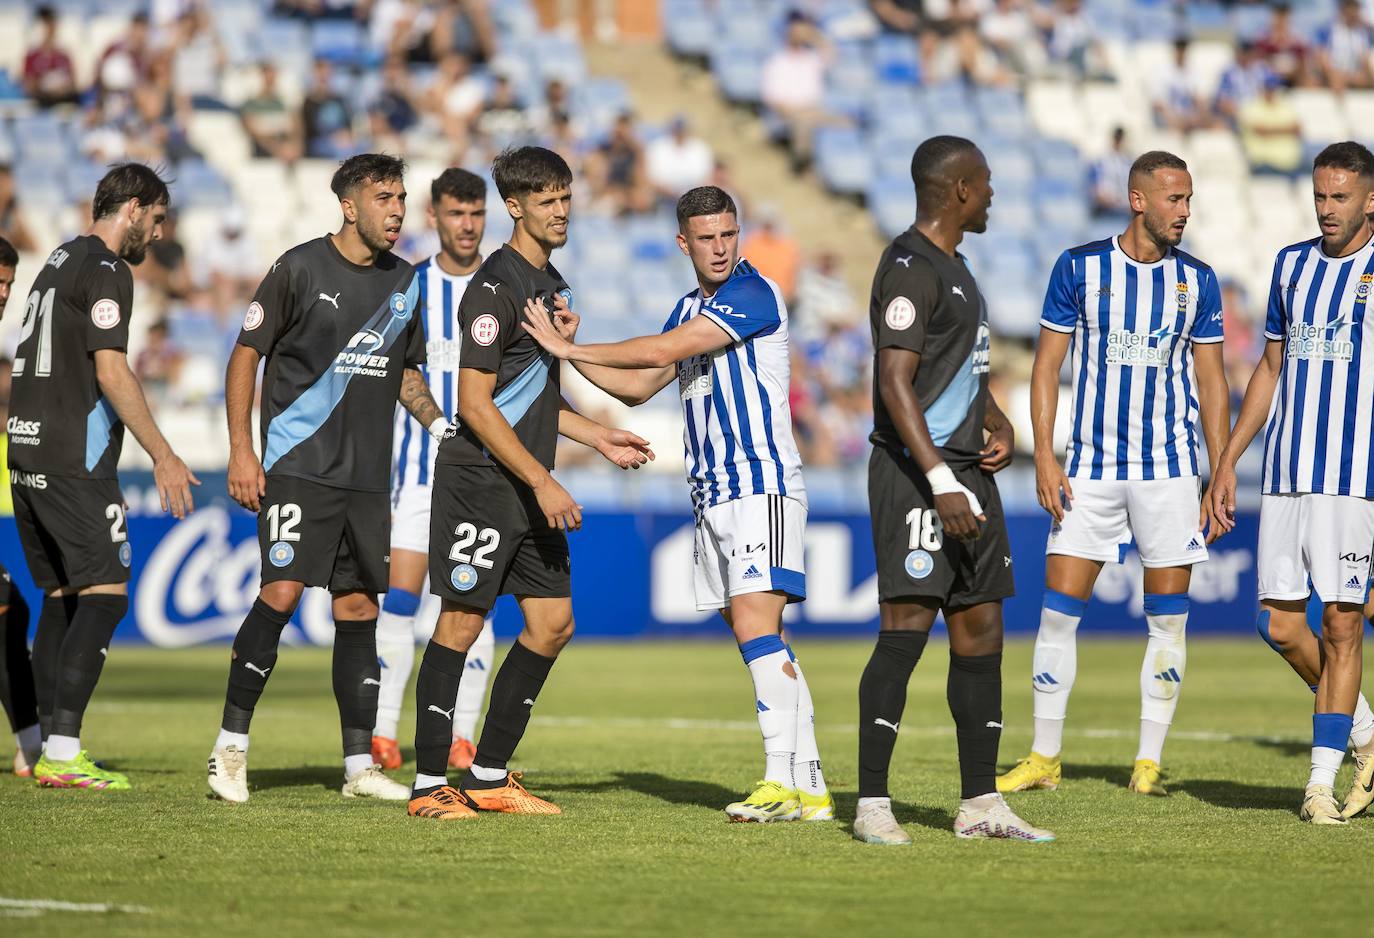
[[530, 714, 1302, 745], [0, 898, 151, 915]]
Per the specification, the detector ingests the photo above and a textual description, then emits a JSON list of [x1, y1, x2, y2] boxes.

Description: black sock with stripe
[[858, 630, 929, 798]]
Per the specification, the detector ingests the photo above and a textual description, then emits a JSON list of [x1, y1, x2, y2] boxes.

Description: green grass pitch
[[1, 638, 1369, 936]]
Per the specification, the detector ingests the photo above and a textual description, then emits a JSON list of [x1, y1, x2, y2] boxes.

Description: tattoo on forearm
[[400, 369, 443, 426]]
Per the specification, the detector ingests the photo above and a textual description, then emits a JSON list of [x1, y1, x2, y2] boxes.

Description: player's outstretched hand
[[155, 452, 201, 520], [521, 298, 574, 359], [980, 424, 1014, 473], [1208, 462, 1238, 537], [1200, 482, 1224, 544], [547, 291, 580, 341], [227, 446, 267, 513], [597, 427, 655, 470], [1034, 451, 1073, 522], [533, 475, 583, 532]]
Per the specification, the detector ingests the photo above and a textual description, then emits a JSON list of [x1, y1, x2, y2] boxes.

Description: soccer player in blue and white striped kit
[[521, 185, 834, 823], [998, 151, 1232, 798], [1212, 142, 1374, 825], [371, 169, 496, 773]]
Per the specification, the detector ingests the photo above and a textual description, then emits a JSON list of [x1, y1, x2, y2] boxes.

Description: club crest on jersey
[[91, 298, 121, 329], [244, 302, 265, 331], [451, 563, 478, 592], [557, 287, 573, 307], [1357, 273, 1373, 304], [471, 313, 500, 346], [269, 541, 294, 567], [905, 549, 934, 580], [390, 292, 411, 320], [118, 542, 132, 568], [885, 295, 916, 331], [1175, 282, 1189, 310]]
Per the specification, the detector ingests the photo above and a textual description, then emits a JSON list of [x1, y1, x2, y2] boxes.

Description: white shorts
[[1046, 476, 1207, 568], [1257, 493, 1374, 605], [693, 494, 806, 611], [390, 482, 432, 554]]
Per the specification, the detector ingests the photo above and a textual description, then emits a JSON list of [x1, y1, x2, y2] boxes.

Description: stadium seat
[[1290, 88, 1350, 143], [711, 39, 767, 104], [573, 78, 632, 137], [814, 126, 872, 196], [867, 174, 915, 239], [872, 34, 921, 84], [663, 0, 713, 57]]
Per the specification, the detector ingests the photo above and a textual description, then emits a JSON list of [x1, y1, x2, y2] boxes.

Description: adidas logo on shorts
[[742, 565, 763, 580], [1346, 574, 1364, 591]]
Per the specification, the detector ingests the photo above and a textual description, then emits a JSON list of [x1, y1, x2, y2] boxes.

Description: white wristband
[[427, 417, 450, 440], [925, 462, 960, 494]]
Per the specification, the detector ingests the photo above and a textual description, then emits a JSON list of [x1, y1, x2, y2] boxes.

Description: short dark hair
[[431, 167, 486, 205], [910, 135, 981, 207], [92, 162, 170, 220], [1129, 150, 1189, 183], [36, 5, 56, 23], [675, 185, 737, 228], [330, 153, 406, 201], [0, 235, 16, 269], [1314, 141, 1374, 180], [491, 146, 572, 200]]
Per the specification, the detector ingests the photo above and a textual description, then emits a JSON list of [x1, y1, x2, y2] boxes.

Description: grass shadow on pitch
[[1172, 778, 1296, 811], [248, 764, 344, 793], [538, 772, 740, 809], [1060, 762, 1133, 789], [830, 791, 955, 832], [1248, 737, 1311, 759]]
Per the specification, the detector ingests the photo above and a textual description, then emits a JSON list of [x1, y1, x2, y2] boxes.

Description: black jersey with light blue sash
[[436, 245, 568, 470], [236, 236, 424, 493]]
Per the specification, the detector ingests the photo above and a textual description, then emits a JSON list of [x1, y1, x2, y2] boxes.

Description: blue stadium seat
[[534, 34, 587, 84], [572, 78, 631, 137], [867, 174, 915, 239], [711, 39, 767, 104], [986, 292, 1042, 338], [814, 126, 872, 196], [311, 20, 376, 67], [990, 151, 1035, 188], [873, 34, 921, 84], [868, 85, 926, 138], [171, 161, 233, 209], [663, 0, 714, 56], [715, 0, 784, 46]]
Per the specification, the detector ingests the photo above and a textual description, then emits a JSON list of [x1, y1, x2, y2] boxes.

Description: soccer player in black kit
[[8, 164, 199, 791], [407, 146, 653, 820], [0, 235, 39, 779], [851, 137, 1055, 844], [207, 154, 446, 804]]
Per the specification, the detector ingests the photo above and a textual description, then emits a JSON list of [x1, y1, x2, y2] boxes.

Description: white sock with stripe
[[1030, 590, 1085, 758], [1137, 593, 1188, 763], [374, 588, 420, 740], [740, 634, 798, 788], [787, 645, 825, 796]]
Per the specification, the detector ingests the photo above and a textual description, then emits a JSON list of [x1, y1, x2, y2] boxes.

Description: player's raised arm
[[554, 397, 655, 470], [522, 297, 678, 406]]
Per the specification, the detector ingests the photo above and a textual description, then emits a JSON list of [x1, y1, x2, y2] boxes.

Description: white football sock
[[741, 636, 798, 787], [469, 763, 506, 782], [1137, 595, 1188, 761], [1309, 746, 1345, 789], [788, 647, 826, 795], [414, 772, 449, 790], [856, 796, 890, 812], [1352, 694, 1374, 750], [344, 753, 373, 778], [1030, 592, 1085, 757], [374, 591, 421, 740], [45, 734, 80, 762], [453, 619, 495, 740], [215, 729, 249, 752]]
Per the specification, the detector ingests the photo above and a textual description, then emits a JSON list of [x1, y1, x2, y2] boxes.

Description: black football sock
[[462, 640, 556, 790], [413, 640, 466, 789], [31, 595, 78, 739], [50, 594, 127, 738], [858, 630, 929, 798], [332, 618, 379, 759], [0, 587, 37, 733], [221, 598, 292, 734], [948, 651, 1003, 800]]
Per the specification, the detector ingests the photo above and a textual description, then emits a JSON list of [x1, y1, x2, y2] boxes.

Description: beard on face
[[1144, 210, 1183, 246], [119, 218, 149, 264], [356, 212, 394, 254]]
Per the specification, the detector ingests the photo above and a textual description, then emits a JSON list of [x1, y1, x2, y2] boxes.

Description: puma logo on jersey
[[481, 281, 498, 294], [319, 292, 340, 309], [952, 286, 967, 300], [895, 255, 911, 267], [99, 259, 118, 271]]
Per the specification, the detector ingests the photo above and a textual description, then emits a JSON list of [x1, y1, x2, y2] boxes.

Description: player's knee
[[1320, 610, 1364, 654], [259, 581, 304, 614], [1256, 608, 1304, 653], [333, 592, 378, 621], [545, 616, 575, 651]]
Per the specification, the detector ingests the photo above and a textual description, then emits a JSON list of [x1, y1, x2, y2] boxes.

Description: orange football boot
[[448, 736, 476, 770], [460, 772, 561, 814], [408, 785, 478, 820], [371, 736, 402, 771]]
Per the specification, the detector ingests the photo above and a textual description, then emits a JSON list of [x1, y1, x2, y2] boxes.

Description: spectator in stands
[[1256, 3, 1313, 88], [741, 204, 801, 305], [645, 116, 713, 206], [0, 165, 36, 254], [761, 12, 834, 172], [527, 79, 576, 137], [431, 0, 498, 65], [242, 62, 303, 164], [541, 112, 585, 174], [1087, 126, 1133, 221], [1238, 75, 1302, 177], [868, 0, 923, 35], [22, 5, 78, 109], [168, 5, 227, 110], [427, 52, 486, 154], [1215, 40, 1276, 124], [1317, 0, 1374, 93], [909, 0, 991, 86], [370, 0, 436, 60], [274, 0, 359, 19], [373, 56, 421, 137], [1041, 0, 1104, 80], [142, 208, 192, 303], [134, 319, 185, 405], [1153, 39, 1219, 133], [302, 59, 356, 158], [583, 112, 650, 216], [793, 250, 855, 341], [96, 12, 153, 98], [474, 75, 529, 150], [200, 206, 261, 322], [981, 0, 1045, 80]]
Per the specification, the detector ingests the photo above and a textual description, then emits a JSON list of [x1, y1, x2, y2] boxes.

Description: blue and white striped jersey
[[391, 256, 473, 493], [664, 259, 807, 513], [1261, 233, 1374, 498], [1041, 236, 1223, 481]]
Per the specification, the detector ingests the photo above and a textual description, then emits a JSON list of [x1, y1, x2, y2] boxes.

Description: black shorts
[[258, 474, 389, 593], [868, 446, 1015, 608], [428, 464, 571, 613], [11, 473, 131, 592]]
